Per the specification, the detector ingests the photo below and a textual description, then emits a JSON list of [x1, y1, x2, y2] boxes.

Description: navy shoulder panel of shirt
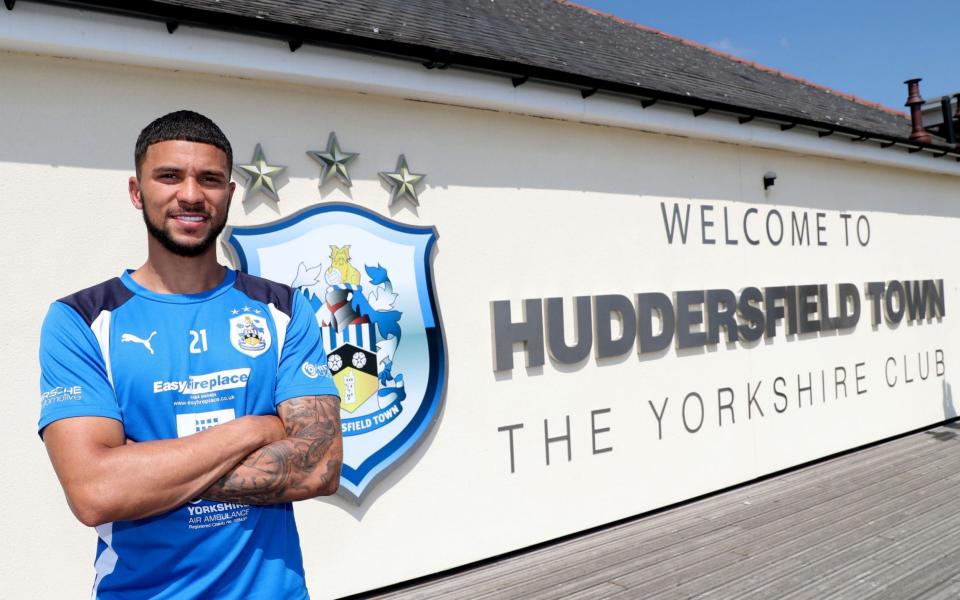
[[58, 278, 134, 325], [234, 271, 296, 317]]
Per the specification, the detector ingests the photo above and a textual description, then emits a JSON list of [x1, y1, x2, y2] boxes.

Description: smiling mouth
[[172, 214, 209, 223]]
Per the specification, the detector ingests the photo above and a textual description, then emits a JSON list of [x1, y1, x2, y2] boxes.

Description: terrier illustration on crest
[[325, 245, 362, 286]]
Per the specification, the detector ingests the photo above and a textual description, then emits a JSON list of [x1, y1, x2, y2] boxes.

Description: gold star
[[235, 144, 286, 203], [379, 154, 426, 207]]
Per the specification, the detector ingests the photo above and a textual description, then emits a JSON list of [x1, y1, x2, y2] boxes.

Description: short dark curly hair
[[134, 110, 233, 176]]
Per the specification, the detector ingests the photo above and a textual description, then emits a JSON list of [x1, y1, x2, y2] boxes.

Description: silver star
[[254, 309, 263, 314], [307, 132, 358, 188], [231, 309, 239, 315], [379, 154, 426, 206], [234, 144, 286, 203], [242, 305, 251, 312]]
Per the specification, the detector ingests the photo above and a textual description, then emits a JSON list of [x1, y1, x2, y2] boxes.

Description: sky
[[574, 0, 954, 113]]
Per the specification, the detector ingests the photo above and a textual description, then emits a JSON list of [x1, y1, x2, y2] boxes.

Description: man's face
[[130, 140, 235, 257]]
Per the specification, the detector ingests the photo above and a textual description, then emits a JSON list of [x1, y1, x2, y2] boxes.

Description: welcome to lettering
[[660, 201, 872, 247]]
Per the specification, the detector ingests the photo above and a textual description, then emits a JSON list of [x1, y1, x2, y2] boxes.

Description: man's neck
[[131, 246, 227, 295]]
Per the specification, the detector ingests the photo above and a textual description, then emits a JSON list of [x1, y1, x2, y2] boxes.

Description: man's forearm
[[202, 395, 342, 504], [44, 415, 284, 526]]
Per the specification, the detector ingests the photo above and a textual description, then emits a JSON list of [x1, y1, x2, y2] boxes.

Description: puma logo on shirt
[[121, 331, 157, 355]]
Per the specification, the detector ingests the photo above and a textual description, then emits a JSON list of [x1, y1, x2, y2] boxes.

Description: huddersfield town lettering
[[491, 280, 945, 371], [225, 204, 445, 504]]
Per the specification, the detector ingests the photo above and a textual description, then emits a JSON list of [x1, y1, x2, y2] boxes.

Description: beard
[[141, 192, 228, 258]]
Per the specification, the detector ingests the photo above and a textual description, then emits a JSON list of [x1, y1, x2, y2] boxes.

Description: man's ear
[[129, 176, 143, 209], [224, 181, 236, 214]]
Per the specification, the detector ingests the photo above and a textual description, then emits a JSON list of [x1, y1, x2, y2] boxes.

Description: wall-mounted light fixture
[[763, 171, 777, 190]]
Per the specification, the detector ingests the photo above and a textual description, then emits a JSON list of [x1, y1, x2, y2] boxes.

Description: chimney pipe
[[904, 78, 931, 144], [940, 96, 956, 144], [953, 93, 960, 137]]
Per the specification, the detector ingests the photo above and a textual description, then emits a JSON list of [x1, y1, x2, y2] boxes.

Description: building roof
[[23, 0, 955, 153]]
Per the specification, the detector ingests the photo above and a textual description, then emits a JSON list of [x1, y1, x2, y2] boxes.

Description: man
[[38, 110, 342, 599]]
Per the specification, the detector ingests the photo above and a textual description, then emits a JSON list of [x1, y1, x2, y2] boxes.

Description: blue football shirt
[[38, 269, 339, 599]]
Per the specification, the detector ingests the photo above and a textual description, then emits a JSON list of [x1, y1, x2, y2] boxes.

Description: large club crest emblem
[[224, 204, 445, 503]]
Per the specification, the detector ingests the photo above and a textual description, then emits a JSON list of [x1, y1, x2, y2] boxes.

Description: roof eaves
[[15, 0, 960, 161]]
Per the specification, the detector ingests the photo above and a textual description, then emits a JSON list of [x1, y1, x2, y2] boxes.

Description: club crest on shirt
[[229, 312, 272, 357], [225, 203, 445, 505]]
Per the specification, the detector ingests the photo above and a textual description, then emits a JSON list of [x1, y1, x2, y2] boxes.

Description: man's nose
[[177, 176, 204, 205]]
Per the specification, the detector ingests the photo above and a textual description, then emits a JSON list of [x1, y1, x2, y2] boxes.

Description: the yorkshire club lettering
[[225, 204, 445, 503]]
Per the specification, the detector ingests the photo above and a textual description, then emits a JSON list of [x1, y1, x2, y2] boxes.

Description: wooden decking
[[361, 422, 960, 599]]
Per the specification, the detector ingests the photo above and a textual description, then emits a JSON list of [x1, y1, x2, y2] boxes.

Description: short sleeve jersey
[[38, 269, 338, 600]]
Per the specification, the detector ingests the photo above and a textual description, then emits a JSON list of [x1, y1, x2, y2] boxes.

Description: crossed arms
[[43, 394, 342, 527]]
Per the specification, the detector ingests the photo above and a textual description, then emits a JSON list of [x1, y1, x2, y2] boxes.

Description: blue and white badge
[[225, 204, 446, 504], [229, 313, 271, 358]]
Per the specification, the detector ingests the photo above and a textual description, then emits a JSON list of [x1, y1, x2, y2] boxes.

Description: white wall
[[1, 50, 957, 599]]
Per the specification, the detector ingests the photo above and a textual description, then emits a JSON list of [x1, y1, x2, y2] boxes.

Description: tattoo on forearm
[[202, 395, 342, 504]]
